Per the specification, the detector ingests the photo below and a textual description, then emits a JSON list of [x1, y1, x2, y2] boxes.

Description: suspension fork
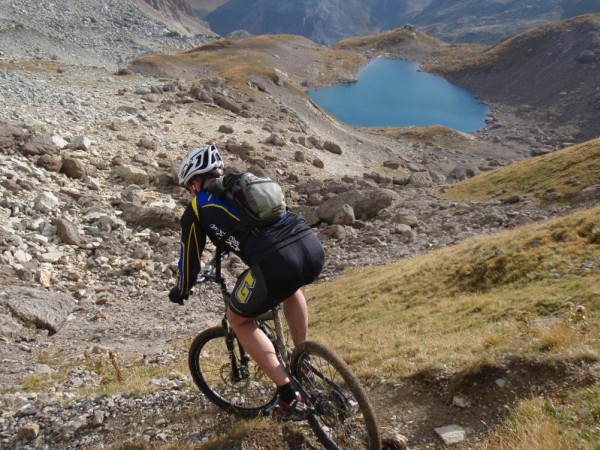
[[221, 316, 251, 382], [214, 249, 251, 381]]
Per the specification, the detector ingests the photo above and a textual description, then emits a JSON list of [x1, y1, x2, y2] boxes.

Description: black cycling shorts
[[228, 230, 325, 318]]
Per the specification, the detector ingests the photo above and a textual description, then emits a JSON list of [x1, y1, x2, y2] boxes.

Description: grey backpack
[[215, 172, 287, 228]]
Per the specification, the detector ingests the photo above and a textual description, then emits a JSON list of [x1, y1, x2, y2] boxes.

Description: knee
[[286, 290, 306, 303], [227, 308, 251, 328]]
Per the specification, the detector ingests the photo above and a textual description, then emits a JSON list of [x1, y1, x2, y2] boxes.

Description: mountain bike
[[187, 248, 381, 450]]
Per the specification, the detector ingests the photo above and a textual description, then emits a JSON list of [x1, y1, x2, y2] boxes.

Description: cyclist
[[169, 144, 325, 421]]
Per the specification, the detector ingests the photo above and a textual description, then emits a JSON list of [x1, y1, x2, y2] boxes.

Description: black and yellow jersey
[[175, 189, 313, 297]]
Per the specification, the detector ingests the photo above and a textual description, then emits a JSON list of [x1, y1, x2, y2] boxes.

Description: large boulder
[[119, 202, 180, 230], [113, 165, 150, 185], [0, 286, 76, 336], [317, 188, 397, 222]]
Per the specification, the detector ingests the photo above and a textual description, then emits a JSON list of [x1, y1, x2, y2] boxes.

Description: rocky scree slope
[[0, 0, 215, 70]]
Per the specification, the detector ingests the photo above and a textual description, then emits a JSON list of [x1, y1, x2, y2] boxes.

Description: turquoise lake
[[307, 59, 491, 132]]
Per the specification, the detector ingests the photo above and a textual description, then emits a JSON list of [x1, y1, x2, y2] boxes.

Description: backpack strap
[[204, 179, 255, 249]]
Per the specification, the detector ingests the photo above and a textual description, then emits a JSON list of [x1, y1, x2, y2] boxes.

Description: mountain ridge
[[202, 0, 600, 44]]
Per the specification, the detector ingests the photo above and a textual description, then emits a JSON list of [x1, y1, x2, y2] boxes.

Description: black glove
[[169, 287, 189, 305]]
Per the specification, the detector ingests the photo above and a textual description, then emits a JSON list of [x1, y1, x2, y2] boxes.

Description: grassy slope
[[442, 138, 600, 203], [307, 205, 599, 448], [334, 27, 483, 65], [129, 34, 367, 88], [307, 206, 599, 377]]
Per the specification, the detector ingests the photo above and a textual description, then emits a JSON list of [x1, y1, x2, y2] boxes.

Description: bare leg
[[283, 290, 308, 346], [227, 308, 290, 386]]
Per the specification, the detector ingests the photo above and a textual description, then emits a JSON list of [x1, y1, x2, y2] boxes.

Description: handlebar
[[197, 250, 230, 284]]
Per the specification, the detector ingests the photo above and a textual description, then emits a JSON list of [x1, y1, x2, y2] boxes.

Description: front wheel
[[291, 340, 381, 450], [188, 326, 277, 417]]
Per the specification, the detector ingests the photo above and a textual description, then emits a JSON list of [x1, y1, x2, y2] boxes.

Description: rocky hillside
[[134, 0, 214, 37], [411, 0, 582, 44], [0, 0, 216, 70], [431, 14, 600, 143], [205, 0, 375, 44], [1, 1, 599, 449]]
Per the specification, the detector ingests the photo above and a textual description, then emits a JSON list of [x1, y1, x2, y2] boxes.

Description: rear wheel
[[188, 326, 277, 417], [291, 340, 381, 450]]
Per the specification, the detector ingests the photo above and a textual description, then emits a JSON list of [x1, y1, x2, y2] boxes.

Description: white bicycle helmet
[[178, 144, 224, 186]]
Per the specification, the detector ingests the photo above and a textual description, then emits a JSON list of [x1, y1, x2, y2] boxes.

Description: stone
[[434, 424, 466, 445], [213, 94, 241, 114], [73, 135, 92, 150], [324, 140, 342, 155], [16, 422, 40, 441], [332, 203, 355, 225], [61, 157, 87, 179], [317, 188, 396, 222], [218, 124, 234, 134], [36, 154, 63, 172], [113, 165, 150, 185], [137, 138, 157, 150], [575, 184, 600, 203], [267, 133, 286, 146], [21, 135, 59, 156], [51, 135, 69, 148], [409, 171, 433, 187], [33, 191, 60, 213], [0, 286, 76, 336], [119, 202, 179, 230], [313, 158, 324, 168], [54, 217, 81, 245], [382, 431, 409, 449]]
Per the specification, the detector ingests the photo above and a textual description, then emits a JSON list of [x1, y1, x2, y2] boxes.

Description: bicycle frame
[[197, 249, 293, 379]]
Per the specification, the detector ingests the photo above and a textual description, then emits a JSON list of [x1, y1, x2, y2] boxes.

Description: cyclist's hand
[[168, 287, 189, 305]]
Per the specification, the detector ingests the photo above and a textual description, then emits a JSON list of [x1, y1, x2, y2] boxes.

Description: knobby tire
[[291, 340, 381, 450], [188, 326, 277, 417]]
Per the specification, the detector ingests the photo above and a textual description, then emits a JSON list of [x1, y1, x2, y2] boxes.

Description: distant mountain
[[561, 0, 600, 18], [135, 0, 214, 36], [187, 0, 229, 18], [200, 0, 600, 44], [364, 0, 432, 31], [412, 0, 600, 44], [434, 13, 600, 141], [204, 0, 375, 44]]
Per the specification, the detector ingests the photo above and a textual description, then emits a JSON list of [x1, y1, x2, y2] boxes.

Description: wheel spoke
[[188, 327, 277, 416], [292, 341, 381, 449]]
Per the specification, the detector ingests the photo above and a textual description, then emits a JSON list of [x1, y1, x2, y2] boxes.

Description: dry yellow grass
[[478, 385, 600, 450], [366, 124, 479, 151], [335, 27, 483, 67], [335, 27, 444, 52], [306, 205, 600, 379], [304, 204, 600, 449], [442, 138, 600, 203], [130, 34, 366, 89]]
